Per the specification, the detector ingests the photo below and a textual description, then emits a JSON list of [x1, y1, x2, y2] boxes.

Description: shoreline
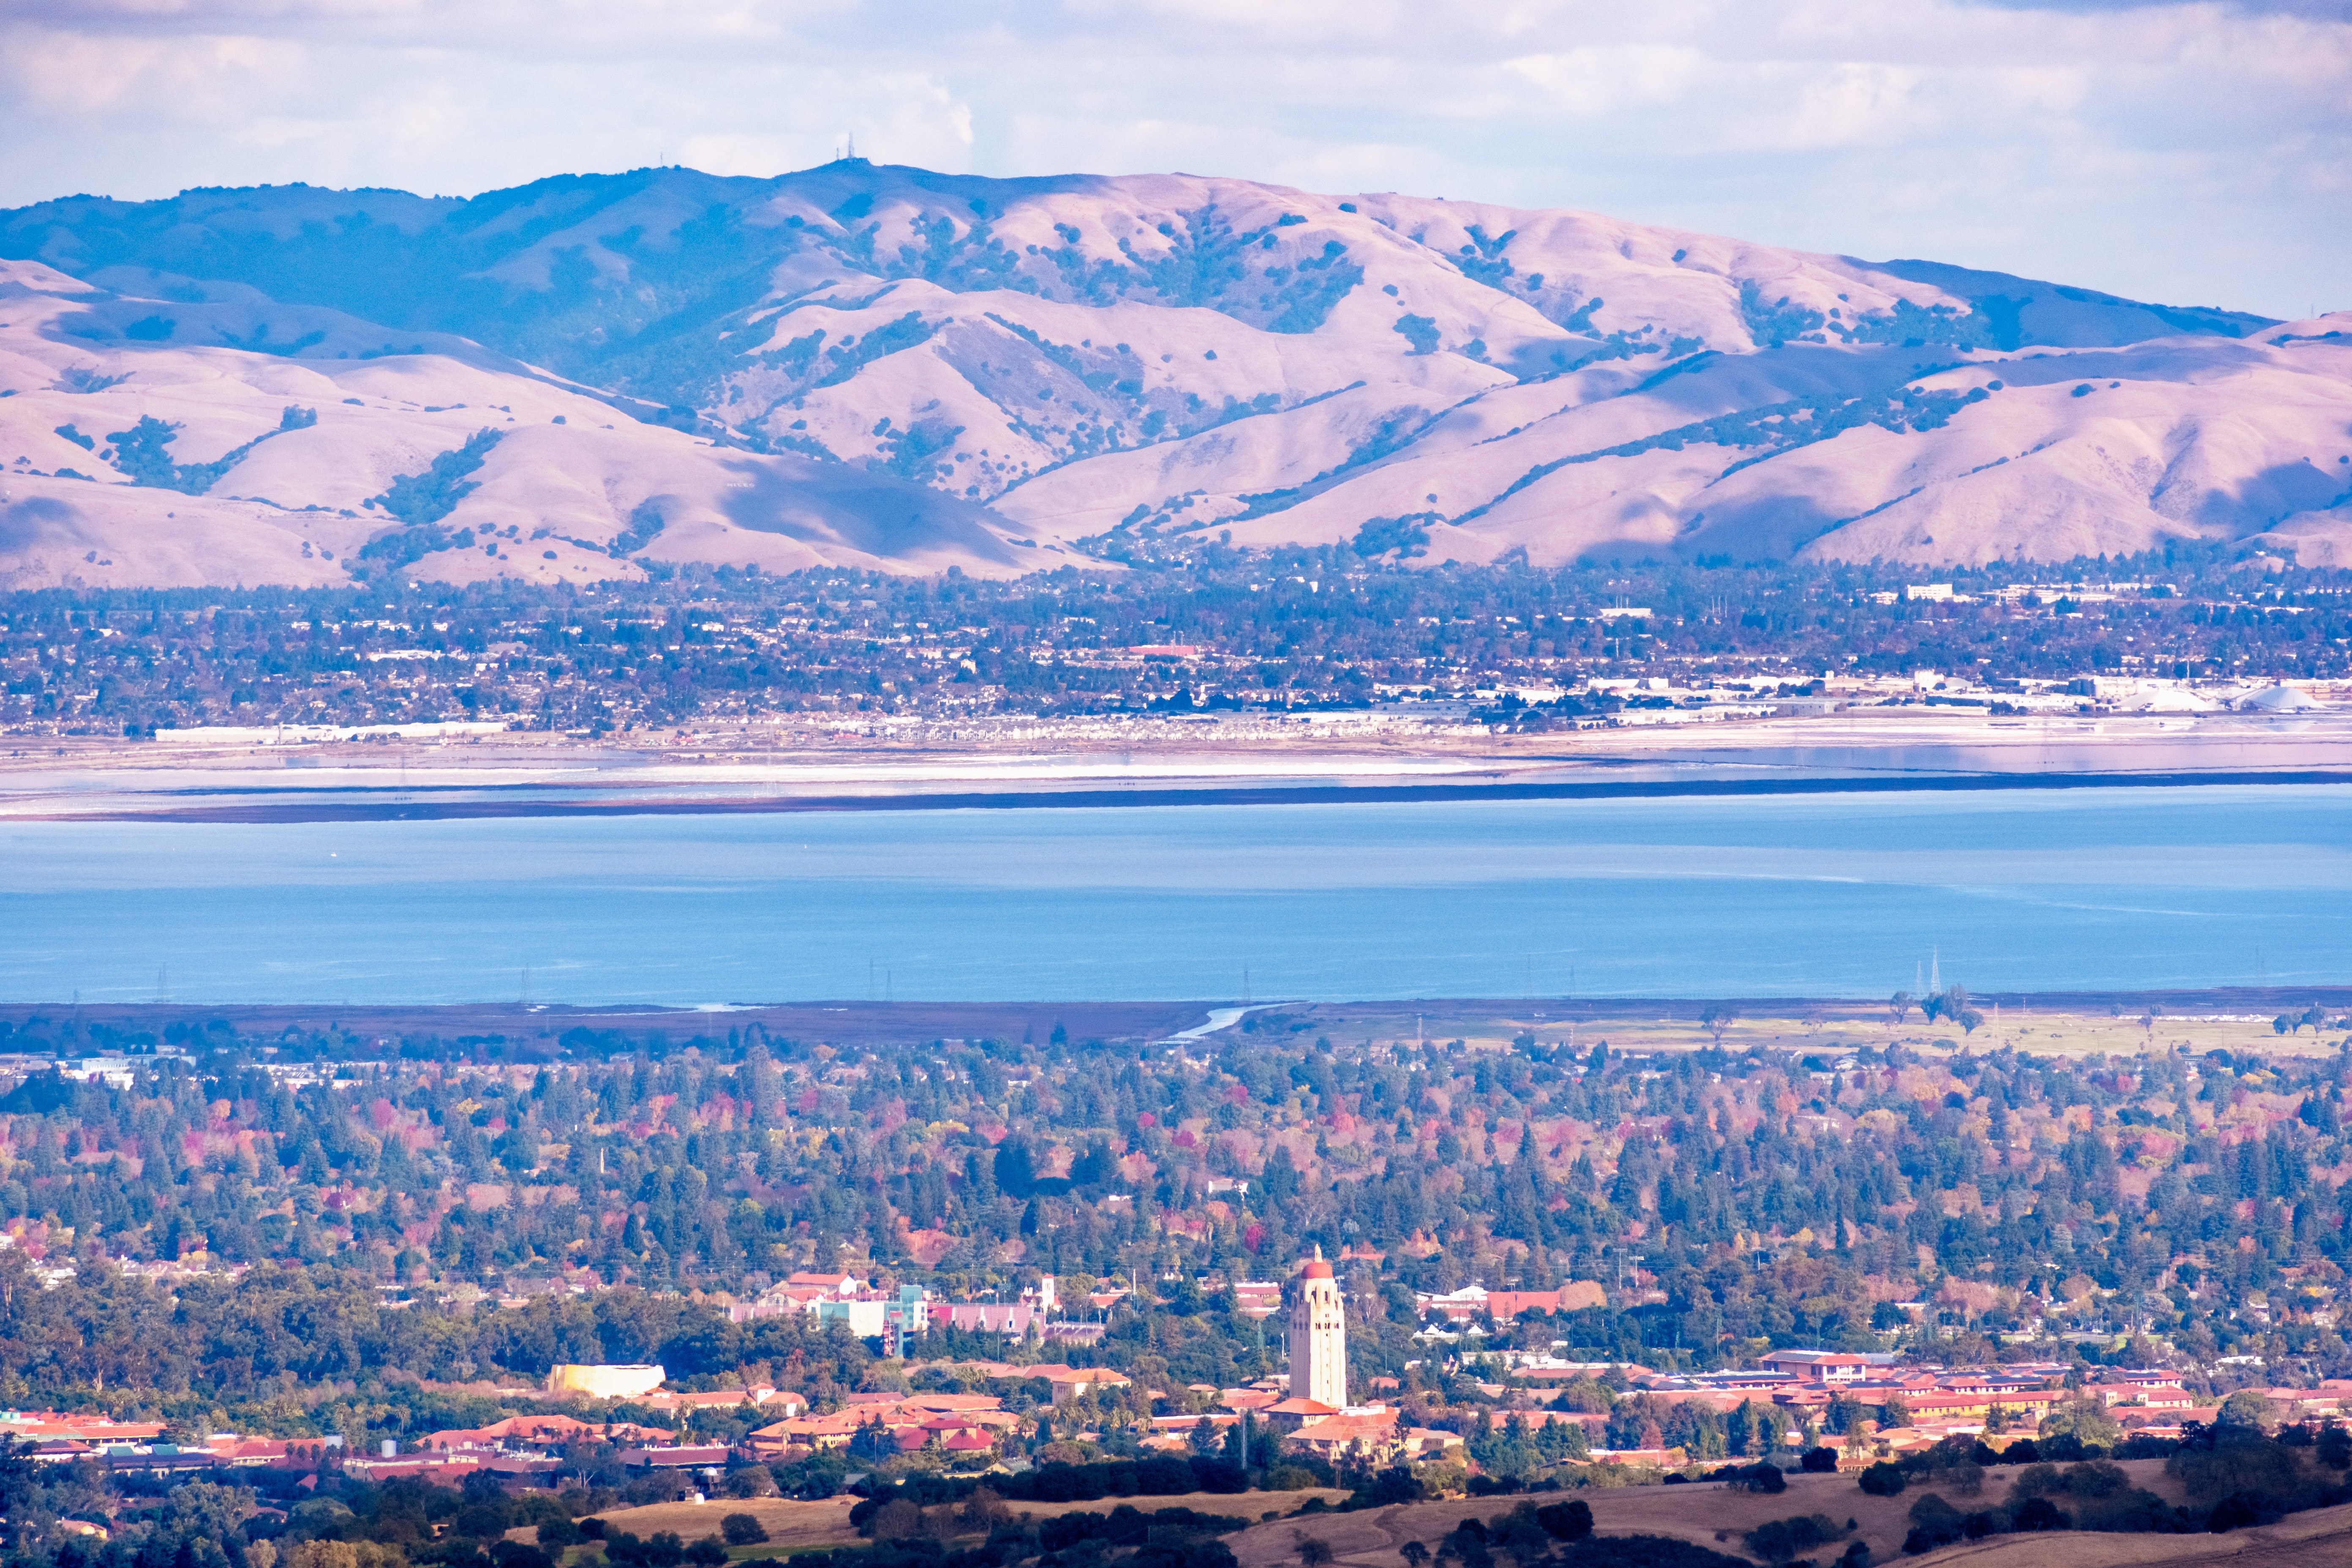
[[6, 989, 2347, 1051], [5, 706, 2347, 823], [13, 765, 2352, 826]]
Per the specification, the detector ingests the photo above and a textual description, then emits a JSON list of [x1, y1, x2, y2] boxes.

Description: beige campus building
[[545, 1363, 667, 1400]]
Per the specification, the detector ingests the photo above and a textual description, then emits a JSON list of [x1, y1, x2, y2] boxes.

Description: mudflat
[[6, 708, 2349, 825]]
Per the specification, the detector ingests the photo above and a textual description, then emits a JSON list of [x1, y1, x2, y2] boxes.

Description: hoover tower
[[1289, 1247, 1348, 1408]]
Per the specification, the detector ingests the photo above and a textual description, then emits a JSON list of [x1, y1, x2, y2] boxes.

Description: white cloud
[[0, 0, 2343, 317], [1502, 46, 1712, 117], [1772, 62, 1929, 150]]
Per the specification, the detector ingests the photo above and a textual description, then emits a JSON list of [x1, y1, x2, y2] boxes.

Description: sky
[[1, 0, 2346, 320]]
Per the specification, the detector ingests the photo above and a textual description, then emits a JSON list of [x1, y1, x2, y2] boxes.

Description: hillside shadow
[[719, 456, 1021, 565]]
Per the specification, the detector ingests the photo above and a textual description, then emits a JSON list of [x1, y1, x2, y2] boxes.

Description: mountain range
[[2, 161, 2348, 588]]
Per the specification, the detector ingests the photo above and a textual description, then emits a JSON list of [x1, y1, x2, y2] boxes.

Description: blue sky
[[2, 0, 2345, 318]]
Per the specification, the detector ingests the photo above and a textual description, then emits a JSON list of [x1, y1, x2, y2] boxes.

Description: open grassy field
[[566, 1497, 860, 1552], [1905, 1499, 2352, 1568], [1222, 1461, 2247, 1568], [998, 1491, 1349, 1523], [528, 1475, 2352, 1568], [1298, 999, 2351, 1065], [545, 1489, 1352, 1561]]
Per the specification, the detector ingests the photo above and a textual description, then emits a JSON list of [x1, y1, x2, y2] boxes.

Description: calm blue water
[[2, 786, 2347, 1003]]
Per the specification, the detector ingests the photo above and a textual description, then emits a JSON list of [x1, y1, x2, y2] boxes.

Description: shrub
[[952, 1491, 1007, 1531], [2064, 1461, 2129, 1500], [2206, 1492, 2264, 1532], [2010, 1456, 2179, 1533], [2319, 1421, 2352, 1469], [1266, 1466, 1320, 1492], [1741, 1514, 1844, 1563], [604, 1533, 690, 1568], [1897, 1434, 1990, 1480], [2170, 1433, 2297, 1505], [1190, 1459, 1249, 1494], [724, 1467, 780, 1499], [721, 1514, 768, 1546], [536, 1520, 585, 1550], [1442, 1522, 1493, 1568], [2218, 1391, 2278, 1432], [1800, 1447, 1840, 1473], [1489, 1509, 1551, 1561], [2117, 1433, 2181, 1461], [1904, 1494, 1963, 1553], [1857, 1463, 1906, 1497], [1348, 1468, 1424, 1508], [1725, 1462, 1786, 1494], [770, 1452, 850, 1500], [1928, 1459, 1984, 1497], [1534, 1502, 1592, 1541], [866, 1500, 924, 1543], [2009, 1497, 2067, 1532], [2010, 1463, 2063, 1499], [1554, 1538, 1747, 1568], [2073, 1488, 2175, 1533], [2039, 1399, 2121, 1454]]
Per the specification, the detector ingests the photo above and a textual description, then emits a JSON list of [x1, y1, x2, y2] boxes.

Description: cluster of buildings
[[738, 1361, 1138, 1462], [1144, 1383, 1464, 1469], [0, 1410, 338, 1476], [1143, 1249, 1465, 1471], [1414, 1282, 1612, 1324], [386, 1412, 756, 1481], [1465, 1345, 2352, 1464], [19, 1247, 2352, 1493], [745, 1392, 1019, 1462], [1550, 662, 2340, 724], [726, 1271, 1110, 1351], [0, 1405, 765, 1484]]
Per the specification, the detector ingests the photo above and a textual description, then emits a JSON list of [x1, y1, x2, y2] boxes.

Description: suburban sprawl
[[3, 550, 2348, 741], [0, 1007, 2350, 1567]]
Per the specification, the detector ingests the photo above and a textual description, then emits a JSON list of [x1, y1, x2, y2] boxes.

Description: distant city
[[2, 548, 2344, 740]]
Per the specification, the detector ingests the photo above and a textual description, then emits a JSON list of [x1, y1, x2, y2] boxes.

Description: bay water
[[2, 785, 2346, 1004]]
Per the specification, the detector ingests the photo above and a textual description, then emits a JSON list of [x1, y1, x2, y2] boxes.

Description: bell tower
[[1289, 1247, 1348, 1408]]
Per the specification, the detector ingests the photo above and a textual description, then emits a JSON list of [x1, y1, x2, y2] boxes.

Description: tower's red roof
[[1302, 1259, 1334, 1279]]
